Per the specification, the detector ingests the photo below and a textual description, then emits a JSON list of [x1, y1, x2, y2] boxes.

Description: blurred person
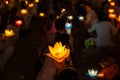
[[84, 2, 98, 29], [87, 11, 115, 48]]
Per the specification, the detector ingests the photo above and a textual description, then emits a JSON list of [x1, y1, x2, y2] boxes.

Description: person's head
[[54, 67, 80, 80], [55, 18, 66, 31], [84, 2, 93, 12]]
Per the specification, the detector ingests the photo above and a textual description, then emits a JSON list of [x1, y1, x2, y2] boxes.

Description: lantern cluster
[[107, 0, 120, 22]]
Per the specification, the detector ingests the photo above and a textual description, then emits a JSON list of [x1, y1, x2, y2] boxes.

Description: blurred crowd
[[0, 0, 120, 80]]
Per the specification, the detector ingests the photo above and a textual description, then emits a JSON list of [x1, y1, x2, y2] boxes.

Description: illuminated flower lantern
[[35, 0, 39, 3], [61, 8, 66, 13], [108, 13, 116, 19], [15, 20, 23, 27], [67, 15, 73, 21], [39, 12, 45, 17], [86, 69, 98, 78], [108, 0, 112, 2], [4, 0, 9, 4], [20, 9, 28, 15], [108, 9, 115, 13], [28, 3, 34, 8], [78, 15, 84, 21], [4, 29, 15, 37], [46, 42, 70, 62], [110, 2, 115, 6], [65, 22, 72, 35]]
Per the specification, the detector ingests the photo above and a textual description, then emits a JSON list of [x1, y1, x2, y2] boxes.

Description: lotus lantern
[[20, 9, 28, 15], [35, 0, 39, 3], [4, 29, 15, 37], [116, 15, 120, 22], [87, 69, 98, 77], [46, 42, 70, 62], [109, 13, 116, 19], [110, 2, 115, 6], [108, 9, 114, 13]]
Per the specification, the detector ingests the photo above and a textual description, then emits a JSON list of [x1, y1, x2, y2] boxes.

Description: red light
[[15, 20, 23, 27]]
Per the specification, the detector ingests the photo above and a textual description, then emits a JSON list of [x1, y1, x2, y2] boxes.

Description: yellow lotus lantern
[[46, 42, 70, 62], [110, 2, 115, 6], [28, 3, 34, 8], [4, 29, 15, 37], [108, 8, 114, 13], [35, 0, 39, 3], [108, 13, 116, 19], [39, 12, 45, 17], [20, 9, 28, 15]]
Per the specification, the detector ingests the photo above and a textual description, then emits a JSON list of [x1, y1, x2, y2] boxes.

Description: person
[[87, 11, 115, 48], [84, 2, 98, 29], [54, 18, 74, 52]]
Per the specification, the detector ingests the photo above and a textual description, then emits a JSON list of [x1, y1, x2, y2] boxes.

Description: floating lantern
[[110, 2, 115, 6], [35, 0, 39, 3], [65, 22, 72, 29], [20, 9, 28, 15], [116, 15, 120, 22], [39, 12, 45, 17], [108, 0, 112, 2], [108, 13, 116, 19], [87, 69, 98, 78], [67, 16, 73, 20], [4, 29, 15, 37], [46, 42, 70, 62], [4, 0, 9, 4], [28, 3, 34, 8], [78, 15, 84, 21], [15, 20, 23, 27], [61, 8, 66, 13], [108, 8, 115, 13]]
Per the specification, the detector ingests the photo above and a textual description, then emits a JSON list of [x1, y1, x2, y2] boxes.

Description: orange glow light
[[116, 15, 120, 22], [39, 13, 45, 17], [109, 13, 116, 19], [108, 9, 115, 13], [20, 9, 28, 15], [15, 20, 23, 26], [110, 2, 115, 6]]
